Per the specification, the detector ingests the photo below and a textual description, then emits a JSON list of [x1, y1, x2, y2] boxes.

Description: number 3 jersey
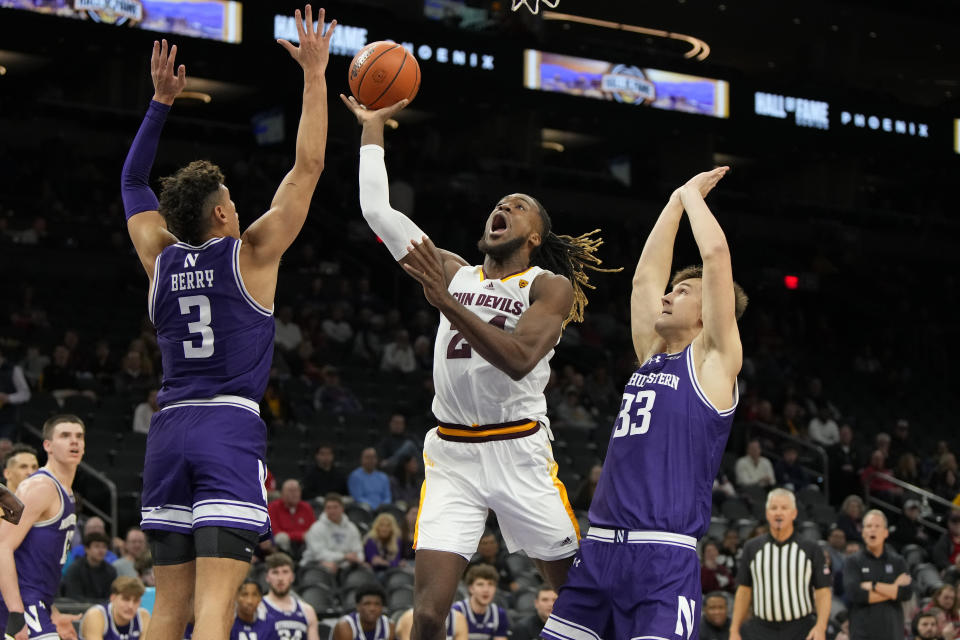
[[149, 237, 274, 406], [432, 265, 551, 432], [588, 345, 737, 537]]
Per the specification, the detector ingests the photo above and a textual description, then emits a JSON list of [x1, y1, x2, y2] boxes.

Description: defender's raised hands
[[151, 39, 186, 105], [277, 5, 337, 74]]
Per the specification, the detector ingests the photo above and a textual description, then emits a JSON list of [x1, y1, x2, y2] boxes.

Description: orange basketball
[[348, 41, 421, 110]]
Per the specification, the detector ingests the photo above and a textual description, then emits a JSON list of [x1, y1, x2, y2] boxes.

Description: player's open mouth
[[490, 213, 508, 235]]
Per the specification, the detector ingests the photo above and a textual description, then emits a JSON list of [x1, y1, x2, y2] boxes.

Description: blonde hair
[[364, 513, 400, 560]]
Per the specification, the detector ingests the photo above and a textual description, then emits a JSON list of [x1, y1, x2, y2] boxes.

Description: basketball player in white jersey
[[341, 95, 617, 640]]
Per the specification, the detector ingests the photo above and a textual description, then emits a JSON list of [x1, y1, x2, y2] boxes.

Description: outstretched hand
[[151, 39, 186, 105], [402, 237, 451, 310], [682, 166, 730, 199], [340, 94, 409, 126], [277, 5, 337, 74]]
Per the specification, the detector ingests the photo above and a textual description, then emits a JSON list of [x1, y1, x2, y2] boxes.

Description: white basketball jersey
[[431, 265, 553, 429]]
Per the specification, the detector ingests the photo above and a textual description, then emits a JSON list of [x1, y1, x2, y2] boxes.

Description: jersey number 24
[[612, 390, 656, 438]]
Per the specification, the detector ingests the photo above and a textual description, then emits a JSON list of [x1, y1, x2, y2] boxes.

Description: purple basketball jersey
[[149, 236, 274, 407], [5, 469, 76, 602], [261, 597, 309, 640], [589, 344, 737, 538]]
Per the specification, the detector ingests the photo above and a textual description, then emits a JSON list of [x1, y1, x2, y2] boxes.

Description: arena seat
[[901, 544, 927, 570], [387, 584, 414, 612]]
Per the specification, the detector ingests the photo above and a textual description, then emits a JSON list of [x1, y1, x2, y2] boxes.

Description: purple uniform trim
[[121, 100, 169, 219]]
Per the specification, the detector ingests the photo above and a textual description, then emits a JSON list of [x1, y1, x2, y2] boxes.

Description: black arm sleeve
[[842, 553, 870, 605], [736, 540, 757, 587]]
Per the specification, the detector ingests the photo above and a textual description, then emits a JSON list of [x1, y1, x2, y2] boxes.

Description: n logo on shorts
[[674, 596, 696, 639]]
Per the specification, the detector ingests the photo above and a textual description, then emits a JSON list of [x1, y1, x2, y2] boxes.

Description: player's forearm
[[360, 118, 387, 148], [633, 193, 683, 289], [0, 548, 24, 611], [121, 101, 170, 219], [436, 297, 539, 381], [293, 71, 329, 175], [679, 186, 730, 262]]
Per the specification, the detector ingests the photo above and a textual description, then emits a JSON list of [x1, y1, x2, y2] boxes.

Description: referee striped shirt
[[736, 533, 831, 622]]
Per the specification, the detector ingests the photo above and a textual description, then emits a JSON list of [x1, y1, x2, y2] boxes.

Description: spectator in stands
[[891, 499, 930, 551], [807, 405, 840, 447], [390, 453, 423, 508], [135, 554, 155, 587], [837, 495, 865, 544], [348, 448, 392, 509], [63, 531, 118, 600], [65, 516, 119, 570], [931, 511, 960, 571], [861, 450, 902, 501], [312, 365, 362, 414], [412, 334, 433, 371], [934, 457, 960, 503], [43, 344, 79, 397], [274, 306, 303, 352], [112, 527, 148, 578], [888, 418, 917, 469], [380, 329, 418, 374], [701, 539, 735, 593], [0, 346, 32, 439], [400, 504, 418, 560], [452, 564, 510, 640], [700, 591, 731, 640], [132, 389, 159, 434], [377, 413, 420, 472], [301, 443, 348, 500], [874, 432, 892, 461], [322, 303, 354, 355], [735, 439, 775, 489], [352, 310, 386, 364], [923, 585, 960, 626], [895, 453, 922, 487], [717, 529, 742, 577], [511, 587, 557, 640], [554, 386, 597, 430], [571, 464, 603, 512], [826, 528, 847, 595], [774, 444, 813, 491], [113, 350, 156, 402], [3, 443, 38, 493], [363, 512, 403, 572], [583, 365, 618, 420], [267, 479, 315, 558], [21, 345, 50, 388], [802, 377, 839, 422], [828, 424, 863, 504], [470, 530, 518, 593], [912, 610, 943, 640], [90, 339, 117, 392], [300, 492, 363, 573]]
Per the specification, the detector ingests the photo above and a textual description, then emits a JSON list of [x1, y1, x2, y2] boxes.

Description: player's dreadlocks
[[529, 197, 622, 327]]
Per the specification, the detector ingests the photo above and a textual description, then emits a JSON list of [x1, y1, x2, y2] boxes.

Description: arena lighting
[[177, 91, 212, 103], [784, 275, 799, 290], [541, 141, 565, 152], [541, 11, 711, 61]]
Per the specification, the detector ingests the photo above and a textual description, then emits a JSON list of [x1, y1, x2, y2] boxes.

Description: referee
[[730, 488, 832, 640]]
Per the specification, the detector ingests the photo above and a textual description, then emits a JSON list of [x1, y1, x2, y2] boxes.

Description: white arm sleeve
[[359, 144, 427, 261]]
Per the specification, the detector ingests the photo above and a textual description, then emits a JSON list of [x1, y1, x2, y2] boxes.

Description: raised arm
[[678, 167, 741, 374], [241, 5, 336, 268], [630, 191, 684, 362], [341, 95, 467, 282], [403, 238, 573, 381], [122, 39, 184, 274]]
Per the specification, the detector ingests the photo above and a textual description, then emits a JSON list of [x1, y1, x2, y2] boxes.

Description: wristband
[[5, 611, 25, 637]]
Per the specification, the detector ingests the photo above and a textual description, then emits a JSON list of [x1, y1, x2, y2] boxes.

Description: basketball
[[348, 41, 421, 110]]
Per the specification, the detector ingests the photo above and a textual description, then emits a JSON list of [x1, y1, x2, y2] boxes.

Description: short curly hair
[[158, 160, 224, 245]]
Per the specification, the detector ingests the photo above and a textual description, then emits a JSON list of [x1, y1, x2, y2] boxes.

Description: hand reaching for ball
[[340, 94, 409, 125]]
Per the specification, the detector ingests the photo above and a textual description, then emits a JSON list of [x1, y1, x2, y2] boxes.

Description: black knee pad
[[148, 529, 196, 566], [194, 526, 259, 562]]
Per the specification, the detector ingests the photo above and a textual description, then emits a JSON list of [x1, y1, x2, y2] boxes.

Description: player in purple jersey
[[332, 585, 393, 640], [118, 7, 336, 640], [0, 415, 85, 640], [228, 580, 271, 640], [543, 167, 748, 640], [79, 576, 152, 640], [260, 554, 320, 640]]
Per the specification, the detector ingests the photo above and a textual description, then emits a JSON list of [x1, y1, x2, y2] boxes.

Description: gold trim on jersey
[[478, 266, 535, 282], [436, 419, 540, 442], [549, 460, 581, 540]]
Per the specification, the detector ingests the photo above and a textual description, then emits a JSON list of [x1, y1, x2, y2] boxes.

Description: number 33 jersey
[[149, 237, 274, 406], [588, 345, 738, 537], [432, 265, 551, 431]]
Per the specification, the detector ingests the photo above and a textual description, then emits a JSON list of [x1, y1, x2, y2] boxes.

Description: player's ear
[[528, 231, 542, 249]]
